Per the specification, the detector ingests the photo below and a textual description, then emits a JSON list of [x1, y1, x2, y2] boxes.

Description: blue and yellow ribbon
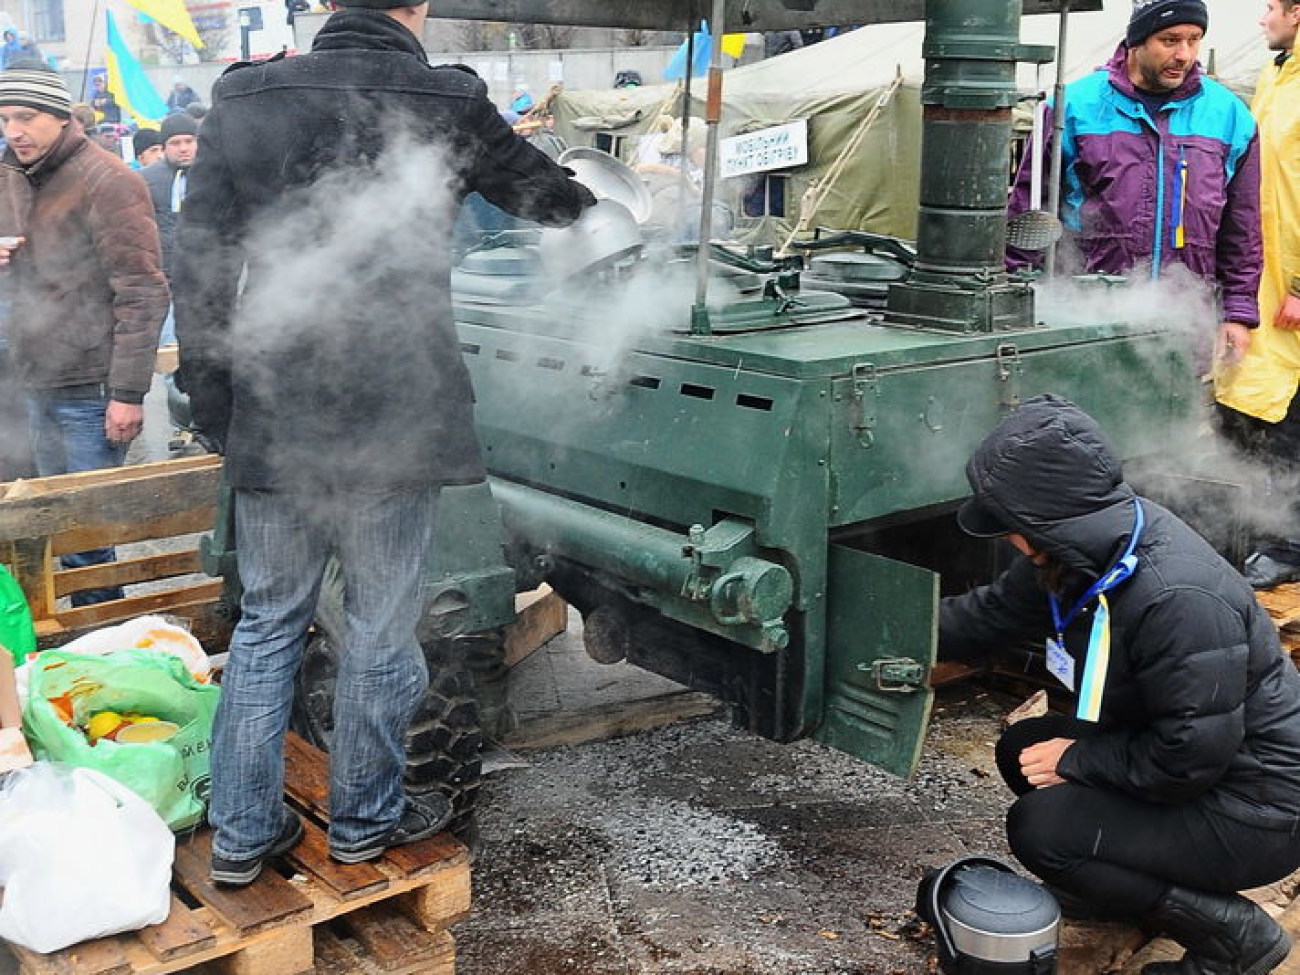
[[1076, 594, 1112, 722]]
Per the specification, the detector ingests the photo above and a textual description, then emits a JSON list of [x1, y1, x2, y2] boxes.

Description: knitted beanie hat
[[0, 66, 71, 118], [1127, 0, 1209, 46], [133, 127, 163, 156], [160, 112, 199, 143]]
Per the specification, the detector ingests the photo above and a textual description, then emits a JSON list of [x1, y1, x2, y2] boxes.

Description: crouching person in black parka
[[941, 394, 1300, 975]]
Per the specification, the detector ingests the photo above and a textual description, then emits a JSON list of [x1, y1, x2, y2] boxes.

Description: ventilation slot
[[537, 357, 565, 371], [629, 375, 662, 390], [680, 383, 716, 400], [495, 349, 520, 362], [736, 394, 774, 412], [460, 343, 481, 355]]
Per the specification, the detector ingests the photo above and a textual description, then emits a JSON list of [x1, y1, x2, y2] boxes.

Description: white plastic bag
[[0, 762, 174, 953]]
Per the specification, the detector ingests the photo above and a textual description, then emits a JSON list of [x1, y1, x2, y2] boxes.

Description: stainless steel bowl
[[558, 147, 654, 225], [538, 199, 644, 279]]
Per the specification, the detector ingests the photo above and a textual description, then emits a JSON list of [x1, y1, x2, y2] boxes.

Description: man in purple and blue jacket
[[1009, 0, 1263, 368]]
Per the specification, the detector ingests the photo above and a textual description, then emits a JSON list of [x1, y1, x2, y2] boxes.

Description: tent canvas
[[550, 1, 1266, 249], [551, 28, 923, 245]]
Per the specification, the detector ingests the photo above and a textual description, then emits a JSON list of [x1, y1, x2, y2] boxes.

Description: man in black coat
[[141, 112, 199, 279], [173, 0, 593, 886], [942, 395, 1300, 975]]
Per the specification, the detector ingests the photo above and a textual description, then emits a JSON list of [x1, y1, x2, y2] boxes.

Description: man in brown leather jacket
[[0, 64, 168, 602]]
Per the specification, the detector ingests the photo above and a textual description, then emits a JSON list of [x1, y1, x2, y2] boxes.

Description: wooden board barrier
[[0, 457, 226, 644]]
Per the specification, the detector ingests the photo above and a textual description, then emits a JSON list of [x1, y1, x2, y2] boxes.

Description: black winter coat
[[173, 10, 592, 490], [941, 396, 1300, 830], [140, 159, 182, 278]]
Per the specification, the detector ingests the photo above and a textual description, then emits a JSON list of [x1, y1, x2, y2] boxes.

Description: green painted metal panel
[[826, 332, 1196, 527], [461, 320, 830, 540], [423, 482, 517, 637], [817, 544, 937, 778]]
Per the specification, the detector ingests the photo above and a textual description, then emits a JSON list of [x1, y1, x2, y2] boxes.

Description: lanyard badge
[[1047, 499, 1144, 722]]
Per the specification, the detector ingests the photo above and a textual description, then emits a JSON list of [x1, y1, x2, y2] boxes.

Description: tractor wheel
[[290, 560, 483, 840]]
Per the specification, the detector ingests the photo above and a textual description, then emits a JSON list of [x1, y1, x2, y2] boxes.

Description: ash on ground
[[455, 685, 1016, 975]]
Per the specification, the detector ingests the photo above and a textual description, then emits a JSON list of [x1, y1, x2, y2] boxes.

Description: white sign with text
[[719, 119, 809, 179]]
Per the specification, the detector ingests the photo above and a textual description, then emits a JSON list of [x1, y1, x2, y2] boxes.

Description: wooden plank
[[0, 459, 220, 542], [209, 925, 313, 975], [135, 894, 217, 963], [154, 345, 178, 376], [928, 660, 984, 687], [7, 537, 54, 619], [396, 928, 455, 975], [396, 854, 473, 931], [47, 581, 224, 633], [286, 817, 391, 902], [53, 508, 216, 556], [282, 732, 331, 820], [0, 457, 216, 497], [503, 588, 567, 668], [503, 690, 722, 751], [382, 833, 466, 881], [53, 550, 204, 597], [6, 938, 131, 975], [310, 925, 361, 975], [172, 831, 314, 938], [34, 589, 231, 642], [337, 905, 445, 972]]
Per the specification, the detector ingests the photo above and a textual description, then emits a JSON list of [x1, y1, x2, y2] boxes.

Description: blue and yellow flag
[[663, 22, 747, 80], [120, 0, 203, 49], [105, 10, 169, 126]]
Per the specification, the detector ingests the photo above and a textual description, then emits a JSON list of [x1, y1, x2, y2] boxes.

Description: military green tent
[[549, 28, 923, 246]]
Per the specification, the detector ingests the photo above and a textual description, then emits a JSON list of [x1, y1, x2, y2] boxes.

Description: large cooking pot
[[538, 198, 644, 279]]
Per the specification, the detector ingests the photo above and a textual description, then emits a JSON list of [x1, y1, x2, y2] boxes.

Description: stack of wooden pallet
[[0, 734, 470, 975], [1256, 582, 1300, 664]]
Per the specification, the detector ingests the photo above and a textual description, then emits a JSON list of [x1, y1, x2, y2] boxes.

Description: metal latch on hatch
[[849, 363, 879, 448], [996, 343, 1022, 411], [858, 657, 926, 693]]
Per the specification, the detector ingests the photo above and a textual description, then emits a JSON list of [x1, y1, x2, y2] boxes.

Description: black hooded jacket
[[173, 9, 593, 490], [941, 396, 1300, 830]]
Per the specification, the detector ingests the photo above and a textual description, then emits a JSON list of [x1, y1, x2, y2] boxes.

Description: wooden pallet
[[1, 735, 470, 975], [0, 456, 227, 646], [1256, 582, 1300, 662]]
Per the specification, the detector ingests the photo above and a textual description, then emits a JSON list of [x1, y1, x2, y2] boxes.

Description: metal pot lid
[[458, 246, 542, 277], [559, 147, 654, 225], [807, 251, 909, 283], [942, 865, 1061, 934]]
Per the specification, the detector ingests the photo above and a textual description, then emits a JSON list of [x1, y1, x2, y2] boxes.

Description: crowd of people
[[0, 1, 1298, 972]]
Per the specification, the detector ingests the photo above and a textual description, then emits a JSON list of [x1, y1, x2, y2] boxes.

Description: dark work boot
[[1140, 886, 1290, 975]]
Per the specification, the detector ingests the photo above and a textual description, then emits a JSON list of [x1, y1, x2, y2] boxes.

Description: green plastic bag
[[23, 648, 221, 831], [0, 565, 35, 667]]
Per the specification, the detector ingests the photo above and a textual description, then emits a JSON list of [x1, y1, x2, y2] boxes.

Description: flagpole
[[81, 0, 105, 100]]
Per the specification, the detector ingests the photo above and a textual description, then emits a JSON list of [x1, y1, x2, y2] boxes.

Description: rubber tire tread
[[289, 559, 483, 840]]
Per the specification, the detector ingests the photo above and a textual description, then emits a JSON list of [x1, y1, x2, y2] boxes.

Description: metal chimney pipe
[[886, 0, 1052, 332]]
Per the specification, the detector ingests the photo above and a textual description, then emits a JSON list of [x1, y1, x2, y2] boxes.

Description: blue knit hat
[[1127, 0, 1208, 47]]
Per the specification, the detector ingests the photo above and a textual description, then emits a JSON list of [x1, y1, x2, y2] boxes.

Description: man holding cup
[[0, 64, 168, 602]]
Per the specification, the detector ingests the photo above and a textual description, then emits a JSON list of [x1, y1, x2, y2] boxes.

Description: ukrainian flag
[[105, 10, 169, 126], [120, 0, 203, 49]]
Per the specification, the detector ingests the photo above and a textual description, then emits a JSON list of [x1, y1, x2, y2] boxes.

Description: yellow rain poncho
[[1216, 54, 1300, 422]]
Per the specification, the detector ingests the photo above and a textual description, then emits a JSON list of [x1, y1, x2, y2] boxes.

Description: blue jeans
[[209, 485, 436, 861], [26, 388, 127, 605]]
